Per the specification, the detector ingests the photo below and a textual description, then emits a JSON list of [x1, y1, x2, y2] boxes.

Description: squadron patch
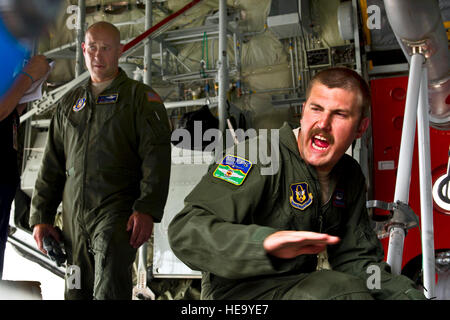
[[213, 155, 252, 186], [290, 182, 313, 210], [73, 98, 86, 112], [147, 91, 162, 103], [97, 93, 118, 104]]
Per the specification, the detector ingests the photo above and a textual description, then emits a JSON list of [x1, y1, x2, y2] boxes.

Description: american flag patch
[[147, 91, 162, 103]]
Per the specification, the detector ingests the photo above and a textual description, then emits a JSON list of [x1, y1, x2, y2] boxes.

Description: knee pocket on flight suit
[[91, 222, 137, 299], [91, 232, 110, 295], [309, 270, 373, 300], [284, 270, 374, 300]]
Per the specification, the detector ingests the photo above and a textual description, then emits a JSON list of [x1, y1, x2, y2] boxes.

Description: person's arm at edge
[[0, 55, 50, 121]]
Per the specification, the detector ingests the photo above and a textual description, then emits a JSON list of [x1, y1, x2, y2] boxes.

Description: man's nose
[[317, 113, 332, 131], [92, 48, 101, 58]]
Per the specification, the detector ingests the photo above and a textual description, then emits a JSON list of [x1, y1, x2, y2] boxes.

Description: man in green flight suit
[[168, 67, 425, 300], [30, 21, 171, 300]]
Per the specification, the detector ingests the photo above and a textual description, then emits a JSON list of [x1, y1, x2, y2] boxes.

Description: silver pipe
[[143, 0, 152, 85], [387, 227, 405, 275], [211, 39, 215, 71], [294, 37, 300, 92], [417, 69, 436, 299], [244, 87, 295, 95], [75, 0, 86, 77], [233, 32, 238, 70], [289, 38, 296, 93], [159, 41, 164, 77], [164, 97, 218, 109], [218, 0, 228, 134], [393, 53, 424, 203], [352, 0, 361, 74], [388, 53, 424, 274]]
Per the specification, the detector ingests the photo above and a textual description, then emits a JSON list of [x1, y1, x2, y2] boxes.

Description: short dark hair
[[305, 67, 371, 118]]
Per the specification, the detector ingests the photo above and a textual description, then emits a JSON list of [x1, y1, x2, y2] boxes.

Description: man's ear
[[300, 102, 306, 121], [119, 44, 124, 56], [355, 116, 370, 138]]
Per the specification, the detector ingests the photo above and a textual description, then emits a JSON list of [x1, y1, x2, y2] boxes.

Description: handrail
[[122, 0, 203, 52]]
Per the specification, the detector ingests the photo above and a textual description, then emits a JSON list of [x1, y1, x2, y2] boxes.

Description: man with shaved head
[[30, 21, 171, 299]]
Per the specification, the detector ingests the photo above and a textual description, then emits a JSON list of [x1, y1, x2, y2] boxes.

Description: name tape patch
[[97, 93, 118, 104], [332, 189, 345, 208]]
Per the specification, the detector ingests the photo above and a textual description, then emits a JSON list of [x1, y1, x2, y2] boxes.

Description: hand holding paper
[[19, 57, 54, 104]]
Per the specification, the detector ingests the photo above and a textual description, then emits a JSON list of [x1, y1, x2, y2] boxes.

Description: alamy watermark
[[366, 264, 381, 290], [171, 121, 280, 176], [66, 264, 81, 290], [366, 5, 381, 30]]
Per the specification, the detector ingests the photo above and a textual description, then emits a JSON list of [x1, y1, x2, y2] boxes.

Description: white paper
[[19, 61, 55, 104]]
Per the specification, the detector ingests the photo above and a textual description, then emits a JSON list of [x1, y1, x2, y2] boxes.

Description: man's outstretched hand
[[263, 231, 340, 259]]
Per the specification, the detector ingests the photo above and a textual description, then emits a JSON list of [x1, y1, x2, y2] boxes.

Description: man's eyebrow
[[309, 103, 323, 109], [334, 109, 350, 114], [86, 41, 113, 47], [309, 103, 351, 114]]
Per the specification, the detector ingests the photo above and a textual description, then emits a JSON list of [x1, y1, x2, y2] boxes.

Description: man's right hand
[[263, 231, 340, 259], [32, 224, 61, 255]]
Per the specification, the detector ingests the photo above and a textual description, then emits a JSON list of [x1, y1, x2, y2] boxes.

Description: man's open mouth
[[311, 135, 330, 151]]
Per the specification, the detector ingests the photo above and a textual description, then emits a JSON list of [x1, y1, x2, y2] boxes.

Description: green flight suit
[[30, 69, 171, 300], [168, 122, 425, 300]]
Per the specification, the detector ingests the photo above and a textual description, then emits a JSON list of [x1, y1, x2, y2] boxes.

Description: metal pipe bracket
[[367, 200, 420, 239]]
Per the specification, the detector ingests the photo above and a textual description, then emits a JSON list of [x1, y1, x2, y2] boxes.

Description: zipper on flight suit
[[311, 179, 325, 233], [80, 90, 94, 219], [318, 214, 324, 233], [317, 175, 337, 234], [318, 193, 333, 233]]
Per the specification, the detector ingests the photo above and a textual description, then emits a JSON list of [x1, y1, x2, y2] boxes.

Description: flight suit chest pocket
[[64, 104, 88, 134], [95, 100, 124, 125]]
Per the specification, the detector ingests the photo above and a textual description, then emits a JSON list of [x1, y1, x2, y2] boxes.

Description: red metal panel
[[370, 76, 450, 269]]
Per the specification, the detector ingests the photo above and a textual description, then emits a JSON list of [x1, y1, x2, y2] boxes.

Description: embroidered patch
[[213, 155, 252, 186], [332, 189, 345, 207], [97, 93, 118, 104], [147, 91, 162, 103], [290, 182, 313, 210], [73, 98, 86, 112]]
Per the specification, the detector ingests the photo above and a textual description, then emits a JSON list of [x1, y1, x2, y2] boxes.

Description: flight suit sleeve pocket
[[144, 113, 171, 145]]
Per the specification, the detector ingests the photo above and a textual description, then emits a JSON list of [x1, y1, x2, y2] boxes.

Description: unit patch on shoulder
[[147, 91, 162, 103], [332, 189, 345, 208], [73, 98, 86, 112], [290, 182, 313, 210], [213, 155, 252, 186], [97, 93, 118, 104]]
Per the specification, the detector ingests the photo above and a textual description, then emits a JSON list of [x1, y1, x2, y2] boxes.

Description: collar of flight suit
[[279, 121, 319, 182], [278, 121, 347, 205], [81, 68, 130, 93]]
